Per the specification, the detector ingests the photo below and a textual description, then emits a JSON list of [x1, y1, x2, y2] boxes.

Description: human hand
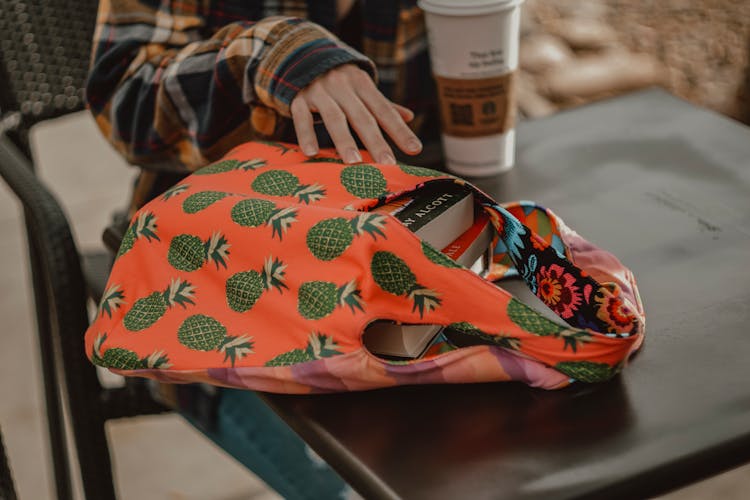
[[290, 64, 423, 164]]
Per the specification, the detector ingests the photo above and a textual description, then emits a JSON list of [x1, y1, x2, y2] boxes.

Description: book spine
[[442, 212, 490, 260], [393, 185, 469, 233]]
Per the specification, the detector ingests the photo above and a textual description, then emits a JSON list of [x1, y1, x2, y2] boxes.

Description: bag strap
[[484, 198, 643, 338], [429, 184, 645, 381]]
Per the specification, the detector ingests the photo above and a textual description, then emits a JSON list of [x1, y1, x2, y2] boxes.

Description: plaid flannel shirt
[[86, 0, 439, 213]]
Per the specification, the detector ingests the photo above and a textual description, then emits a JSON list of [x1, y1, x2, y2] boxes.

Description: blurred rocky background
[[518, 0, 750, 123]]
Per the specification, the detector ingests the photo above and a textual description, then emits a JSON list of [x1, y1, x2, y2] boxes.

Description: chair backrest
[[1, 2, 105, 497], [0, 2, 167, 498], [0, 0, 99, 135]]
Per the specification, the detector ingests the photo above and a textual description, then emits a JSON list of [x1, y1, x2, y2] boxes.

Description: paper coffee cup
[[418, 0, 524, 177]]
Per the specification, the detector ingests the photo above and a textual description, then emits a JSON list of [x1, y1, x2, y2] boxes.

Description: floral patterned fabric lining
[[85, 141, 645, 393]]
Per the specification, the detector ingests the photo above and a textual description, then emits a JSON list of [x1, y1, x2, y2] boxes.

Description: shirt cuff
[[254, 19, 377, 117]]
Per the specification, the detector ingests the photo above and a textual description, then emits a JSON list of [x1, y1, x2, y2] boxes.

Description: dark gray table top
[[262, 89, 750, 500]]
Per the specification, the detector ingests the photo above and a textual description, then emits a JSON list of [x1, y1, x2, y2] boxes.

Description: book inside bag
[[362, 181, 564, 360]]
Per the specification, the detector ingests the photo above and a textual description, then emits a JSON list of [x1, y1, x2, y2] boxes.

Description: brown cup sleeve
[[434, 71, 517, 138]]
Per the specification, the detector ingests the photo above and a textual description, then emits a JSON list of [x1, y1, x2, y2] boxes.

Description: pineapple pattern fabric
[[85, 142, 646, 393]]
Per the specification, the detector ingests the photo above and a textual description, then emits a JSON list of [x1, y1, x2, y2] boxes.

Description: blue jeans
[[176, 385, 351, 500]]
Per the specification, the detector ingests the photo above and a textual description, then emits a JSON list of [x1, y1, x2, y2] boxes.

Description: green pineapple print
[[194, 158, 267, 175], [306, 214, 387, 261], [252, 170, 326, 204], [422, 241, 461, 269], [225, 256, 288, 312], [371, 251, 441, 318], [167, 232, 230, 271], [298, 280, 364, 320], [231, 198, 297, 240], [182, 191, 232, 214], [449, 321, 479, 334], [554, 360, 617, 383], [177, 314, 253, 366], [507, 299, 591, 351], [161, 184, 189, 201], [447, 322, 521, 350], [340, 164, 388, 198], [398, 163, 446, 177], [507, 299, 565, 336], [123, 278, 196, 332], [98, 284, 126, 318], [91, 333, 171, 370], [265, 332, 341, 366], [117, 211, 160, 258]]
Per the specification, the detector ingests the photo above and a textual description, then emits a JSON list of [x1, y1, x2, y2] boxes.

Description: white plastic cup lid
[[418, 0, 525, 16]]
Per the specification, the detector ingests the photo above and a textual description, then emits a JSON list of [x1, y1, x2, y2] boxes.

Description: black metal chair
[[0, 1, 168, 499], [0, 426, 18, 500]]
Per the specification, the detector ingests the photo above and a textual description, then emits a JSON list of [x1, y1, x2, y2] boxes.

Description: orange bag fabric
[[86, 142, 645, 393]]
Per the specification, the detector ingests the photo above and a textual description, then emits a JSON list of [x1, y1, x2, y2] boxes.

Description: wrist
[[254, 18, 376, 117]]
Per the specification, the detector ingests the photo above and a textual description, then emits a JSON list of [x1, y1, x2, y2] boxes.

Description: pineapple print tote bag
[[85, 141, 645, 393]]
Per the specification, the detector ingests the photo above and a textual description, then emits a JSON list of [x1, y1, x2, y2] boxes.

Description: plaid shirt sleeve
[[85, 0, 376, 172]]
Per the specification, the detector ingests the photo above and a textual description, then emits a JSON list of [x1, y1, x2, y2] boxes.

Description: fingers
[[351, 70, 422, 156], [290, 96, 318, 156], [305, 85, 362, 164], [289, 64, 422, 164], [392, 103, 415, 123], [329, 85, 396, 165]]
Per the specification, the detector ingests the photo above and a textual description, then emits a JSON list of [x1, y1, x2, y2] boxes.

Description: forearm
[[86, 0, 375, 172]]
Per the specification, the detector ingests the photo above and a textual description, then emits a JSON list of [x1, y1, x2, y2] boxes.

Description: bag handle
[[484, 198, 643, 337], [423, 181, 645, 381]]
